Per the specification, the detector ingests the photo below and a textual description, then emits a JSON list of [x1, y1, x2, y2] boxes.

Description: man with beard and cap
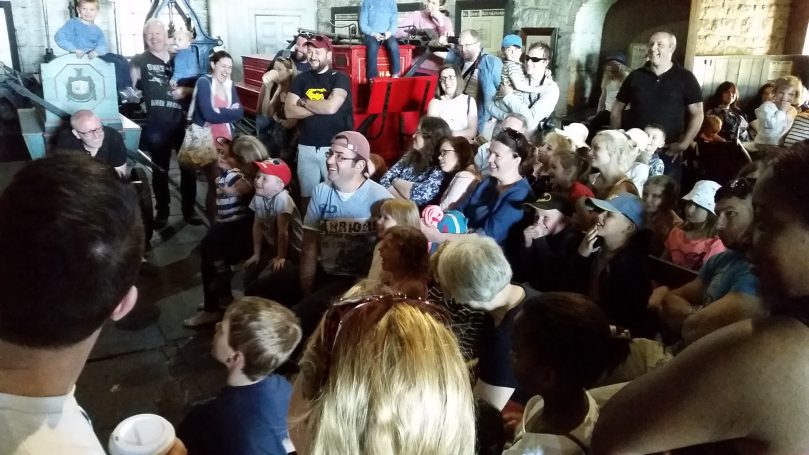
[[649, 178, 766, 346], [285, 34, 354, 213], [592, 146, 809, 455]]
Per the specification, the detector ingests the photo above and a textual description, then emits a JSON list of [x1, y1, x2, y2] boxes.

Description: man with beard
[[592, 146, 809, 455], [649, 178, 766, 345], [285, 34, 353, 212]]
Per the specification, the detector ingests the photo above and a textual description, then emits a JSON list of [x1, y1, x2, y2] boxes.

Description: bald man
[[611, 31, 703, 167], [52, 109, 128, 176]]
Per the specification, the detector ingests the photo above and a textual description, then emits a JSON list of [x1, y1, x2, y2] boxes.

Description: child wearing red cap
[[243, 158, 303, 307]]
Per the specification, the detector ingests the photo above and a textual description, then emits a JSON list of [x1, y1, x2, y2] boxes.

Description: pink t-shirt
[[664, 227, 726, 270], [209, 93, 232, 144]]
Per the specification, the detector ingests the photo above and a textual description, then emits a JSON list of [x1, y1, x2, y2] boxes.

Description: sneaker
[[183, 310, 222, 328]]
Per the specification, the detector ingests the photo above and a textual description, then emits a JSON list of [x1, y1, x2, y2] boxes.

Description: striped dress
[[216, 168, 251, 222]]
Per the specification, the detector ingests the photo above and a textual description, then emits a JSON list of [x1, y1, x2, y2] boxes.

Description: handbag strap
[[186, 81, 200, 123]]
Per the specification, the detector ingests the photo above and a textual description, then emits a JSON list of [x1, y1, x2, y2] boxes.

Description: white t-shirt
[[428, 94, 476, 133], [249, 189, 303, 255], [0, 387, 105, 454], [504, 391, 599, 455], [304, 180, 392, 276], [626, 162, 650, 197]]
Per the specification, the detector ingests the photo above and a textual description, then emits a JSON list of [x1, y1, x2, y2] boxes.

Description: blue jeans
[[363, 34, 400, 79], [99, 53, 133, 90]]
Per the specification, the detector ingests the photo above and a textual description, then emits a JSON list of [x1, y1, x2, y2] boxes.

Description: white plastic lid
[[109, 414, 175, 455]]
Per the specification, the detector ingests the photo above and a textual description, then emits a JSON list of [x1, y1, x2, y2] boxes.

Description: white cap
[[555, 123, 589, 148], [109, 414, 175, 455], [682, 180, 721, 214], [624, 128, 650, 153]]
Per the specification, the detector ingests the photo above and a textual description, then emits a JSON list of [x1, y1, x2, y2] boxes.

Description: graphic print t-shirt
[[131, 51, 185, 126], [290, 69, 353, 147], [303, 180, 392, 276]]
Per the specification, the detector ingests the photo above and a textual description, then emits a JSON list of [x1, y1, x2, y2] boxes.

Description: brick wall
[[694, 0, 792, 55]]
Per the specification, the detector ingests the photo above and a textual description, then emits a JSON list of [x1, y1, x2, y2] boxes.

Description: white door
[[254, 14, 302, 56]]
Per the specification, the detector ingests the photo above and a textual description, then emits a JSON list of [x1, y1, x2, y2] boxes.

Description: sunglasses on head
[[316, 293, 449, 388], [521, 55, 549, 63]]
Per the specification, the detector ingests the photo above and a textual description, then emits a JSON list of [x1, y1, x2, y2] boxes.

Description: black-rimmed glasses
[[76, 126, 103, 136], [325, 150, 361, 162]]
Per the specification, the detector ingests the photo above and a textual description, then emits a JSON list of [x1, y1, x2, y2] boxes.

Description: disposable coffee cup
[[109, 413, 175, 455]]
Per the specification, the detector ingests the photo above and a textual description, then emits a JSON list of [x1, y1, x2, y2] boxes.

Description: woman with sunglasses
[[288, 291, 476, 455], [488, 42, 559, 137], [427, 64, 478, 140], [421, 128, 534, 247]]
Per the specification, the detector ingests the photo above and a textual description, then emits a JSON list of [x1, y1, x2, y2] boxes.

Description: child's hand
[[74, 50, 85, 58], [270, 257, 286, 271], [578, 226, 601, 257], [648, 286, 670, 311], [502, 84, 514, 96], [88, 51, 98, 59], [245, 253, 260, 268]]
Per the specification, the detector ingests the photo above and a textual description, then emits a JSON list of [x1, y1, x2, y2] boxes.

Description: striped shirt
[[216, 168, 251, 222]]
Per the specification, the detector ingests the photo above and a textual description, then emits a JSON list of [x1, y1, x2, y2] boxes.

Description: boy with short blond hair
[[54, 0, 141, 102], [178, 297, 302, 455]]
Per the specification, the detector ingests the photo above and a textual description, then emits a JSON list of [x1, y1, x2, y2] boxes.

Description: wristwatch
[[297, 98, 307, 108]]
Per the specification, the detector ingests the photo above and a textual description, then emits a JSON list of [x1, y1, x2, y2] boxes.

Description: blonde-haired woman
[[588, 130, 640, 199], [289, 294, 476, 455]]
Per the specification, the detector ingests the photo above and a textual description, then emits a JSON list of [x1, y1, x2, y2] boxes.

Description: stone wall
[[694, 0, 791, 55]]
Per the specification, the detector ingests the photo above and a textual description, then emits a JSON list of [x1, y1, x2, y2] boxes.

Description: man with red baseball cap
[[285, 34, 354, 213], [293, 130, 392, 339]]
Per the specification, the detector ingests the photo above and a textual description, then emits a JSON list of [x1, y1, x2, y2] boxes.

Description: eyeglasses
[[730, 177, 756, 191], [439, 148, 454, 157], [439, 75, 456, 83], [325, 150, 360, 162], [521, 55, 549, 63], [76, 126, 103, 136], [457, 41, 479, 49]]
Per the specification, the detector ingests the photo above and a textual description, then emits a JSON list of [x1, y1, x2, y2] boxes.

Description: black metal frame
[[0, 1, 20, 71], [454, 0, 511, 37]]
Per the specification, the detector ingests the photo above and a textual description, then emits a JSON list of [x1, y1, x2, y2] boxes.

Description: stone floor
[[0, 159, 228, 446]]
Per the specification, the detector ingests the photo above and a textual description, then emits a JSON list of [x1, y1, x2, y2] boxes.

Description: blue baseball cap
[[501, 34, 522, 49], [586, 193, 645, 227]]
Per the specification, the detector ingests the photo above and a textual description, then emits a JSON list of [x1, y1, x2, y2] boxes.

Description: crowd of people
[[5, 0, 809, 454]]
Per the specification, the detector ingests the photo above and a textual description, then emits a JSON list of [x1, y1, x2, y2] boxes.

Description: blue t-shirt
[[304, 179, 392, 276], [698, 249, 759, 306], [177, 375, 292, 455]]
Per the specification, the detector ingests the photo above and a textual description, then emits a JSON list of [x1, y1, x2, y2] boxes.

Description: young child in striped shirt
[[495, 34, 544, 101]]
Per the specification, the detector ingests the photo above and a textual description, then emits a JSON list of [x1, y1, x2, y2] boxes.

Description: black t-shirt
[[476, 284, 541, 390], [290, 68, 354, 147], [52, 125, 128, 168], [131, 51, 185, 126], [616, 63, 703, 142]]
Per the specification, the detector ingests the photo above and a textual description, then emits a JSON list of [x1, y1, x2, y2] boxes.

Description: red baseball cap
[[304, 34, 333, 52], [254, 159, 292, 186]]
